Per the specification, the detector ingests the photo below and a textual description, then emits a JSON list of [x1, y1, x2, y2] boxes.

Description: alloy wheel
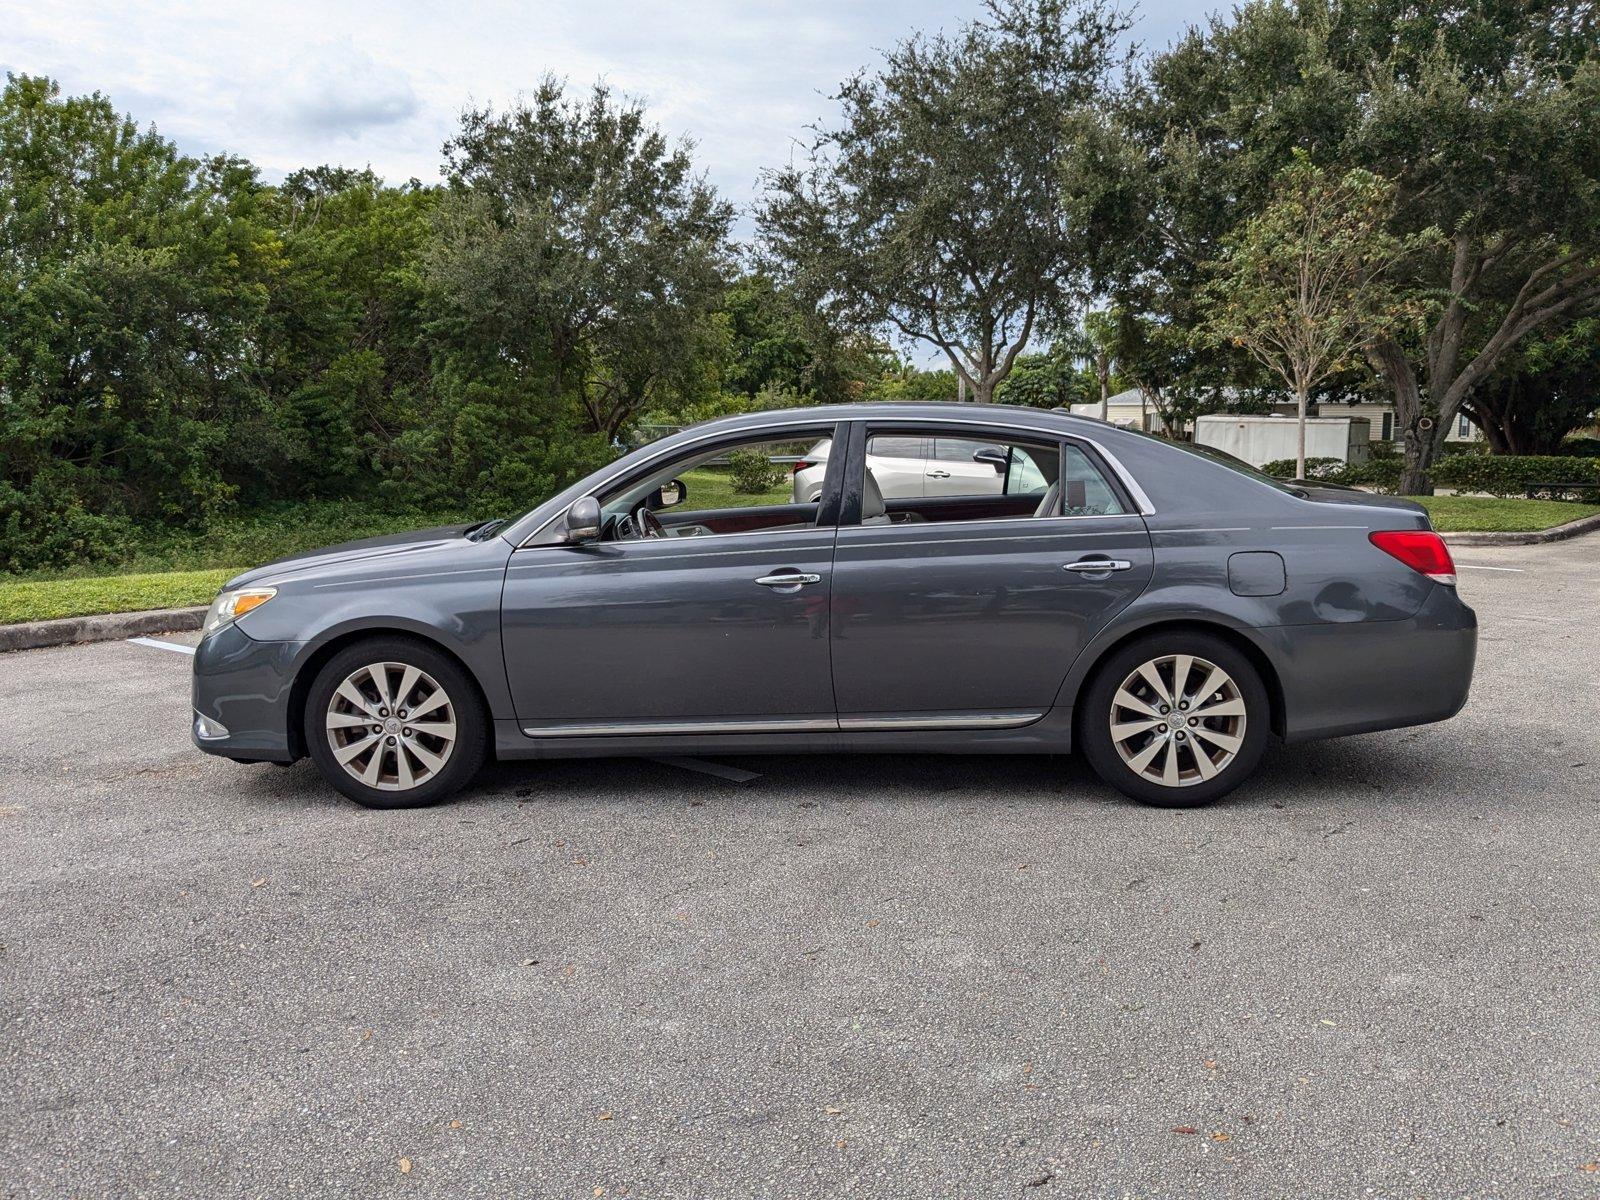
[[325, 661, 457, 792], [1108, 654, 1247, 788]]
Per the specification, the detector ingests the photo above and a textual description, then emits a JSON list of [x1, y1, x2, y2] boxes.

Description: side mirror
[[651, 478, 688, 510], [563, 496, 602, 544], [972, 446, 1009, 474]]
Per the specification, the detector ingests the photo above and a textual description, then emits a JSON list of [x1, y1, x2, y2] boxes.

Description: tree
[[717, 272, 888, 405], [258, 168, 439, 495], [995, 346, 1085, 408], [1462, 319, 1600, 455], [1200, 154, 1426, 479], [1077, 310, 1119, 420], [1104, 0, 1600, 492], [429, 78, 735, 441], [0, 74, 278, 568], [759, 0, 1130, 404]]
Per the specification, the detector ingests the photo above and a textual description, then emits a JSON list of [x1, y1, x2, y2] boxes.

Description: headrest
[[862, 468, 887, 520]]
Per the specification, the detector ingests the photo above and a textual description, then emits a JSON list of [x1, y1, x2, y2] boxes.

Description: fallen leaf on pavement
[[1172, 1126, 1198, 1135], [597, 1111, 613, 1120], [250, 877, 268, 888], [398, 1158, 411, 1174], [1211, 1131, 1230, 1142]]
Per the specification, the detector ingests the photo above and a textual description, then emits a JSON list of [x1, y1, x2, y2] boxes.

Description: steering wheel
[[616, 503, 666, 541], [636, 506, 666, 539]]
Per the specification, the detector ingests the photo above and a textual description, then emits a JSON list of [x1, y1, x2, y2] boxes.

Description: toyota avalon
[[192, 404, 1476, 809]]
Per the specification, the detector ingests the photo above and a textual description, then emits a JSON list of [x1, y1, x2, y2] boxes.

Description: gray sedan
[[192, 404, 1476, 809]]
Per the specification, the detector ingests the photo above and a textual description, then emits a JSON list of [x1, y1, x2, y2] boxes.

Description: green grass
[[0, 568, 237, 624], [1, 500, 483, 625], [679, 466, 792, 510], [1413, 495, 1600, 532]]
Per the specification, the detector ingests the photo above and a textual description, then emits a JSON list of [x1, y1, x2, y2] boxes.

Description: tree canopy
[[1096, 0, 1600, 490], [759, 0, 1131, 403]]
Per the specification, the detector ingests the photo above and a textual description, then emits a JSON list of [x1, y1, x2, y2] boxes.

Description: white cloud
[[280, 41, 420, 136], [0, 0, 1196, 202]]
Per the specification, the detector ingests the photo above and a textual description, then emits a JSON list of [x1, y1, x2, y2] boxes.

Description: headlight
[[202, 587, 277, 638]]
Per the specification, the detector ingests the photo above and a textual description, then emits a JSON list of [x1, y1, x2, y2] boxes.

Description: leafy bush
[[728, 449, 784, 493], [1561, 436, 1600, 457], [1432, 455, 1600, 499], [1260, 456, 1402, 492], [4, 500, 484, 581], [1260, 457, 1347, 480]]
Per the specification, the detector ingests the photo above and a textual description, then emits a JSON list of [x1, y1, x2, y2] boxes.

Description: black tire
[[303, 636, 488, 809], [1078, 631, 1270, 808]]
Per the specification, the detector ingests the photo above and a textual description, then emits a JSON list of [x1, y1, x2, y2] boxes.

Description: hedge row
[[1261, 455, 1600, 498], [1434, 455, 1600, 499]]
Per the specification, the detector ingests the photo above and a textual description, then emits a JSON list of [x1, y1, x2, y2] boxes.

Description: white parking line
[[127, 637, 196, 656], [1456, 564, 1526, 573]]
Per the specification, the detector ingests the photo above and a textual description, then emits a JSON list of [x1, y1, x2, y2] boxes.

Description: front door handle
[[754, 572, 822, 590], [926, 469, 951, 478], [1063, 559, 1133, 573]]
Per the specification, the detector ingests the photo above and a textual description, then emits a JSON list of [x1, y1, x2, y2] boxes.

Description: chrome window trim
[[508, 538, 838, 569], [512, 411, 1154, 547]]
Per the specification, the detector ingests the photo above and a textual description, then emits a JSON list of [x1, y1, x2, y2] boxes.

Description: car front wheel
[[1079, 632, 1270, 808], [304, 637, 488, 808]]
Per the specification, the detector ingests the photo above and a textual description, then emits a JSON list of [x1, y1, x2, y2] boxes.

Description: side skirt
[[492, 707, 1075, 761]]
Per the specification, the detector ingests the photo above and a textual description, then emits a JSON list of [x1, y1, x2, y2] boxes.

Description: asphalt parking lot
[[2, 538, 1598, 1199]]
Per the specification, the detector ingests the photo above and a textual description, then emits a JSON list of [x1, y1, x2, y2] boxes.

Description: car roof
[[690, 402, 1114, 438]]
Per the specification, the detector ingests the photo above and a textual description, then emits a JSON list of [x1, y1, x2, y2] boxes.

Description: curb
[[1441, 509, 1600, 547], [0, 606, 206, 654]]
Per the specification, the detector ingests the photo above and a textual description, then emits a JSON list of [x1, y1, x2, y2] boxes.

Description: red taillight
[[793, 461, 813, 475], [1369, 530, 1456, 585]]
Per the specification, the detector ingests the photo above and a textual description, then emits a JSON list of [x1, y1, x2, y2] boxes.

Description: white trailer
[[1194, 415, 1372, 469]]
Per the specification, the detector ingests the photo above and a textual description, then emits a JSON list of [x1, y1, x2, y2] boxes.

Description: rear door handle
[[1063, 559, 1133, 573], [926, 469, 951, 478], [754, 572, 822, 589]]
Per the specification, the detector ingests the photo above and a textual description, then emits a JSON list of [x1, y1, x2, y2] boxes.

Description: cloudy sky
[[2, 0, 1197, 220]]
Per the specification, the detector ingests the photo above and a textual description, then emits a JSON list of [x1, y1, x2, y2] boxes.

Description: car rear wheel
[[304, 637, 487, 808], [1079, 632, 1269, 808]]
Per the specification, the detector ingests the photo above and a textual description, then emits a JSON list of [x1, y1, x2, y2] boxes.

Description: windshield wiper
[[464, 518, 507, 541]]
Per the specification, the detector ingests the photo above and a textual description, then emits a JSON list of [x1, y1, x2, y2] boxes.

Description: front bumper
[[1267, 583, 1478, 743], [190, 622, 302, 762]]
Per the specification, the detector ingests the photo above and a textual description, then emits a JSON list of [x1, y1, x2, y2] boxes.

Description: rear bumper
[[1267, 584, 1477, 743], [190, 623, 301, 762]]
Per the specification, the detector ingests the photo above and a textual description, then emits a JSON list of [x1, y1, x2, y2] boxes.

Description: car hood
[[224, 523, 484, 589]]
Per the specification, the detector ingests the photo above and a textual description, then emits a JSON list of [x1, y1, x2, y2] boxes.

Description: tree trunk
[[1295, 387, 1308, 481], [1098, 369, 1109, 422], [1398, 422, 1445, 495], [1369, 339, 1437, 495]]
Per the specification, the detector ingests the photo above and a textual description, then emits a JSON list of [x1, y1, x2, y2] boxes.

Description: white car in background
[[790, 435, 1046, 503]]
